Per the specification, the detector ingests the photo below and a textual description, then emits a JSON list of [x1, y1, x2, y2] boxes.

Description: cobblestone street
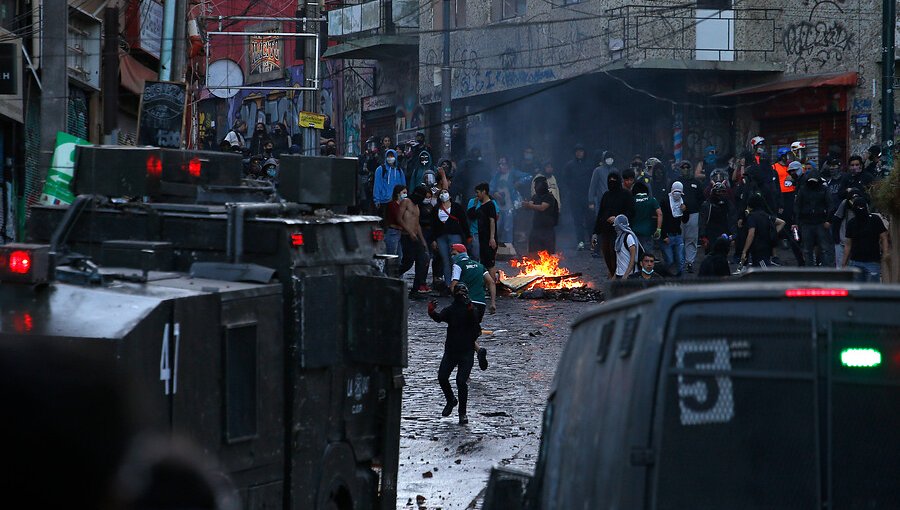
[[396, 249, 604, 509]]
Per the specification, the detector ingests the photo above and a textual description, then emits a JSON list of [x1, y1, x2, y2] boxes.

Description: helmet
[[712, 181, 727, 193], [790, 141, 807, 152], [777, 147, 790, 158], [645, 157, 661, 169], [750, 136, 765, 147]]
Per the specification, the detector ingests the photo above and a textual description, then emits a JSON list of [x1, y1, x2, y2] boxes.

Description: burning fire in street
[[501, 251, 586, 291]]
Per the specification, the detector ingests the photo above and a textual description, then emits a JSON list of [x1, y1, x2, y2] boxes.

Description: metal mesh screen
[[655, 314, 817, 510]]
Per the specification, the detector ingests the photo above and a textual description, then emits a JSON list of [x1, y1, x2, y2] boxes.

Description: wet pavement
[[396, 247, 604, 510]]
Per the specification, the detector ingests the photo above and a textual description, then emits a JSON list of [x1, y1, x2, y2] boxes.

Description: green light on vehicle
[[840, 348, 882, 368]]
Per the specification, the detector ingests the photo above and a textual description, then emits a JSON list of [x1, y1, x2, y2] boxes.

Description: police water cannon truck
[[0, 146, 406, 510]]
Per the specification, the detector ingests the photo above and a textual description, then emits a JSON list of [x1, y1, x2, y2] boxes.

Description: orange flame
[[506, 251, 585, 290]]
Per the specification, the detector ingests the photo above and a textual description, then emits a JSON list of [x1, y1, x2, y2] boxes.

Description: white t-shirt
[[615, 234, 637, 277], [224, 130, 244, 148]]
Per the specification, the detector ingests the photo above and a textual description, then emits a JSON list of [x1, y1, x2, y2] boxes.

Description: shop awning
[[713, 71, 858, 97], [119, 50, 158, 95]]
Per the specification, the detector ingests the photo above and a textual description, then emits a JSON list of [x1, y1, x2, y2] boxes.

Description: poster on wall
[[246, 22, 283, 84], [137, 81, 187, 148], [40, 132, 91, 206]]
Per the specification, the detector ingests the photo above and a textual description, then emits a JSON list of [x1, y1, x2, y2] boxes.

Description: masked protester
[[612, 214, 641, 278], [630, 181, 662, 258], [831, 187, 864, 268], [409, 150, 436, 190], [746, 136, 782, 216], [531, 161, 561, 212], [840, 155, 874, 198], [373, 149, 407, 211], [841, 197, 889, 281], [428, 282, 480, 426], [794, 172, 834, 267], [431, 189, 471, 293], [699, 179, 736, 254], [261, 158, 278, 184], [659, 181, 689, 276], [698, 236, 732, 277], [490, 157, 530, 245], [678, 160, 705, 273], [521, 176, 559, 255], [592, 172, 635, 279]]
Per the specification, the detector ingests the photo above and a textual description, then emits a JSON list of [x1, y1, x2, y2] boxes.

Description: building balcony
[[323, 0, 418, 60], [605, 5, 784, 72]]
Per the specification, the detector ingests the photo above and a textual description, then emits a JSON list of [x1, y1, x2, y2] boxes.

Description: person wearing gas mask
[[841, 196, 889, 281], [373, 149, 406, 213], [428, 281, 481, 426], [746, 136, 782, 216], [561, 143, 594, 250], [700, 146, 718, 175], [819, 158, 844, 213], [588, 150, 619, 257], [521, 175, 559, 255], [592, 172, 635, 279], [678, 160, 705, 273], [699, 178, 736, 255], [794, 171, 834, 267], [431, 189, 471, 294]]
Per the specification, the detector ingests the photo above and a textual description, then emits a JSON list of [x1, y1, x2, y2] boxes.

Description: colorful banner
[[40, 132, 91, 206]]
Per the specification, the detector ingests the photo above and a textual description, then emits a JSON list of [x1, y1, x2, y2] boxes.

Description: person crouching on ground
[[428, 283, 480, 425]]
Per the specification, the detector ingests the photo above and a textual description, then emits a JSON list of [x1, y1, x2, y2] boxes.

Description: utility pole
[[882, 0, 895, 171], [40, 0, 68, 179], [101, 7, 119, 145], [302, 0, 320, 156], [441, 0, 452, 159], [171, 0, 188, 81], [159, 0, 177, 80]]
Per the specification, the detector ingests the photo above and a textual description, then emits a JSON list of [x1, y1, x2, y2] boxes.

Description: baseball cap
[[450, 243, 467, 254]]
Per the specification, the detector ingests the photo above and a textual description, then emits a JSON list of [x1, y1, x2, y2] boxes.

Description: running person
[[428, 283, 480, 425], [449, 244, 496, 370]]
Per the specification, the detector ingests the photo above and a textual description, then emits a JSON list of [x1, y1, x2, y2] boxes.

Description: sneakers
[[416, 284, 431, 294], [686, 263, 694, 273], [458, 414, 468, 425], [577, 242, 586, 251], [478, 347, 488, 371], [442, 398, 458, 417]]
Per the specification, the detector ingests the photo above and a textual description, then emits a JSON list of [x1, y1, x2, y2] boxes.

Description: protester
[[521, 175, 559, 255], [248, 121, 271, 157], [428, 283, 481, 425], [699, 178, 736, 254], [403, 186, 433, 297], [699, 236, 732, 277], [561, 143, 594, 250], [660, 181, 688, 276], [384, 185, 408, 257], [611, 214, 640, 279], [593, 172, 635, 279], [223, 120, 247, 153], [490, 156, 530, 245], [630, 180, 662, 258], [270, 122, 291, 157], [373, 149, 406, 212], [841, 196, 889, 281], [627, 252, 663, 280], [794, 171, 834, 267], [678, 159, 705, 273], [469, 182, 499, 281], [531, 161, 561, 212], [740, 194, 780, 268], [431, 189, 471, 293]]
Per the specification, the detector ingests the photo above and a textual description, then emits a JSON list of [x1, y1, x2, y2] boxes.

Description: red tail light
[[8, 250, 31, 274], [785, 288, 849, 298], [146, 154, 162, 177], [371, 228, 385, 242], [187, 157, 202, 177], [291, 233, 304, 246]]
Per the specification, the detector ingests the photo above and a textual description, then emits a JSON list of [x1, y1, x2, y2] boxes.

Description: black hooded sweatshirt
[[594, 174, 635, 236]]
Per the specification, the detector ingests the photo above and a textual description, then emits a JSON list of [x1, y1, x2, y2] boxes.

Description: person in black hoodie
[[794, 173, 834, 267], [561, 143, 594, 250], [431, 189, 471, 292], [699, 180, 736, 254], [592, 172, 635, 279], [699, 236, 732, 277], [428, 283, 480, 425]]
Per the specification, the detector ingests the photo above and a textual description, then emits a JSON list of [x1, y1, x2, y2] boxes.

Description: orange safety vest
[[773, 162, 795, 193]]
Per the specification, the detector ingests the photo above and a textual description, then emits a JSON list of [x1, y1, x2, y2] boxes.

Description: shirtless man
[[400, 185, 433, 296]]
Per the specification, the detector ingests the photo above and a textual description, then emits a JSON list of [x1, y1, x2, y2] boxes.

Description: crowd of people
[[360, 132, 892, 288]]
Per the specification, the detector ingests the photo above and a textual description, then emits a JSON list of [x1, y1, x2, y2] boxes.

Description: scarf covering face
[[669, 181, 685, 218], [614, 214, 641, 254]]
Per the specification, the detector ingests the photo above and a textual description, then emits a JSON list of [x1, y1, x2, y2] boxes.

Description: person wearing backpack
[[522, 175, 559, 255], [740, 194, 778, 267], [793, 172, 834, 267], [612, 214, 641, 278]]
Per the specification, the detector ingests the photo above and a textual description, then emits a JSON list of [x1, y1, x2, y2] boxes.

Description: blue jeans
[[436, 233, 464, 284], [385, 227, 402, 258], [498, 209, 514, 244], [662, 234, 685, 276], [850, 260, 881, 282]]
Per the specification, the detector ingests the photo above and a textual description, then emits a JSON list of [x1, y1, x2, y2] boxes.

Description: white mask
[[605, 158, 614, 166], [399, 192, 407, 200], [386, 157, 396, 165], [440, 192, 450, 202]]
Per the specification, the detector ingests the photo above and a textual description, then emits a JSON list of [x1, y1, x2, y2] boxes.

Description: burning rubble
[[499, 251, 603, 301]]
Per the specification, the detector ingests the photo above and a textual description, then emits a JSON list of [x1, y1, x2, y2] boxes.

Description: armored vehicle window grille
[[619, 314, 641, 358], [830, 323, 900, 507], [655, 315, 816, 509], [596, 321, 616, 363], [225, 324, 258, 442]]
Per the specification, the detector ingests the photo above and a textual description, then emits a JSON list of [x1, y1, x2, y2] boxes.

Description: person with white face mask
[[430, 189, 471, 294], [373, 149, 406, 212]]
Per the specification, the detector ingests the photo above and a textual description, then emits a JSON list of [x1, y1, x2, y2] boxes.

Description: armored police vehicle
[[485, 279, 900, 510], [0, 146, 406, 510]]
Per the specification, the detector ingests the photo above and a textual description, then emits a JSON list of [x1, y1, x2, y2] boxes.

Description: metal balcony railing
[[327, 0, 418, 38], [605, 5, 782, 63]]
